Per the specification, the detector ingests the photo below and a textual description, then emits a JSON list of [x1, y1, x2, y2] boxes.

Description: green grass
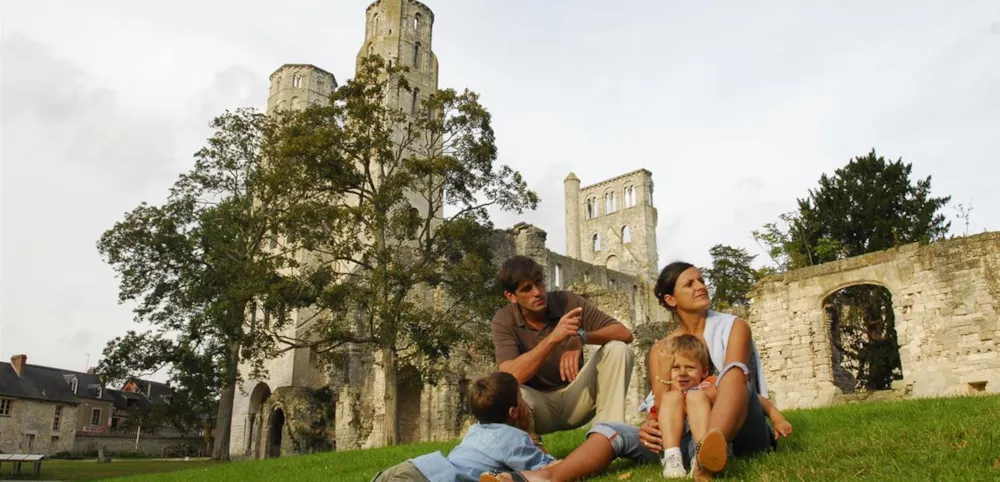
[[95, 395, 1000, 481], [0, 459, 217, 481]]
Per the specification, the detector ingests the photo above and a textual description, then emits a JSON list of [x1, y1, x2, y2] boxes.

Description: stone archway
[[750, 232, 1000, 409], [397, 365, 423, 444], [247, 383, 271, 458], [267, 407, 285, 458], [823, 283, 902, 393]]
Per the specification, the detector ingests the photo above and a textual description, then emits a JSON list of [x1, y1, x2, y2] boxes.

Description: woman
[[640, 261, 774, 478], [481, 262, 775, 482]]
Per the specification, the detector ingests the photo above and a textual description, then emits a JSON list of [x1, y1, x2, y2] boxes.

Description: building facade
[[227, 1, 667, 459]]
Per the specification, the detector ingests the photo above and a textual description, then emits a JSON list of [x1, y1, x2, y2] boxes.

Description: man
[[491, 255, 635, 437]]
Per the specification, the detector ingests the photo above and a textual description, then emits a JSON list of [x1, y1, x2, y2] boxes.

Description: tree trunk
[[381, 346, 398, 446], [212, 339, 241, 460]]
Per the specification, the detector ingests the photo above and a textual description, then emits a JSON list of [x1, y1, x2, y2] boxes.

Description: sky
[[2, 1, 998, 376]]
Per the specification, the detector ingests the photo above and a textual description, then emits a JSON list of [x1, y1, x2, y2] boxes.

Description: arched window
[[622, 225, 631, 243], [604, 191, 617, 213], [291, 96, 301, 110], [593, 233, 601, 251], [413, 13, 422, 31], [586, 198, 595, 219], [373, 14, 380, 35], [554, 264, 562, 288], [413, 42, 422, 68], [624, 185, 635, 207], [411, 88, 420, 114]]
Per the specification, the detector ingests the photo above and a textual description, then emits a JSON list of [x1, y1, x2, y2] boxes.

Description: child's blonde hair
[[666, 334, 710, 369]]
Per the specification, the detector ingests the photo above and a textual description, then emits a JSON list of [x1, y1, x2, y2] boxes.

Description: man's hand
[[560, 336, 582, 382], [638, 414, 663, 453], [550, 307, 582, 344]]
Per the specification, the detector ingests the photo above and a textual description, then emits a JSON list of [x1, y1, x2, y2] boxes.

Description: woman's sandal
[[480, 471, 529, 482], [694, 428, 728, 478]]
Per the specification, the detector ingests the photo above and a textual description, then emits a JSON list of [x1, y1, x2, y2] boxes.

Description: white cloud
[[2, 0, 998, 372]]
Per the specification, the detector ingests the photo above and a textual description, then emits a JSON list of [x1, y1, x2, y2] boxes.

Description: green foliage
[[97, 108, 329, 458], [263, 55, 536, 443], [702, 244, 763, 311]]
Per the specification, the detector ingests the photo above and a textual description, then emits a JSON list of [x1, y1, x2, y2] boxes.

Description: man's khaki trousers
[[521, 340, 635, 435]]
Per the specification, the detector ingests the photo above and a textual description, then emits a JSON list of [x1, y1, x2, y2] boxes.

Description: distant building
[[0, 354, 206, 456]]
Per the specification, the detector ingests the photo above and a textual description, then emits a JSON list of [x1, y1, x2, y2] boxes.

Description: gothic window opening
[[554, 264, 562, 288], [413, 13, 422, 31], [413, 42, 422, 68], [586, 198, 596, 219], [411, 88, 420, 114], [624, 185, 636, 207], [604, 191, 616, 213], [292, 74, 303, 88], [622, 225, 631, 243], [593, 233, 601, 251]]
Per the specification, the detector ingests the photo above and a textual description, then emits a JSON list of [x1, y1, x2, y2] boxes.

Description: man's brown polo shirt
[[491, 290, 621, 391]]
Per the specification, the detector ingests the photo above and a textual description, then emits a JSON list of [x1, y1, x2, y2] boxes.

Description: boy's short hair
[[469, 372, 520, 424], [498, 256, 545, 294], [666, 334, 710, 369]]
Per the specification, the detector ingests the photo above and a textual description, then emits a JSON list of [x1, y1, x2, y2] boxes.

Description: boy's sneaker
[[661, 450, 686, 478]]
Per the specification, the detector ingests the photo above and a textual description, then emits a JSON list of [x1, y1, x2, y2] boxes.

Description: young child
[[371, 371, 558, 482], [653, 335, 793, 478]]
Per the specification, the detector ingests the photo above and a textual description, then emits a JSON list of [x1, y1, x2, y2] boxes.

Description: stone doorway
[[247, 383, 271, 458], [268, 408, 285, 458], [824, 284, 902, 393]]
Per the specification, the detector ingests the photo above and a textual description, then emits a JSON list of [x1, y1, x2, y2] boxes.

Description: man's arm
[[497, 307, 582, 384], [576, 295, 633, 345], [584, 323, 633, 345], [498, 336, 562, 385]]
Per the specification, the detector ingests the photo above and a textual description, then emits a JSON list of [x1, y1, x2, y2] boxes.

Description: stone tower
[[358, 0, 443, 223], [564, 169, 659, 278], [267, 64, 338, 114], [359, 0, 439, 117]]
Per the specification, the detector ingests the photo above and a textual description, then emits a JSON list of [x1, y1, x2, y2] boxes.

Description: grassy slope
[[107, 395, 998, 482], [0, 459, 216, 481]]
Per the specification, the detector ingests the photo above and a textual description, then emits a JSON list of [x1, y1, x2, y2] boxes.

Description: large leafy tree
[[97, 109, 323, 459], [702, 244, 763, 313], [271, 56, 538, 445], [753, 149, 950, 390]]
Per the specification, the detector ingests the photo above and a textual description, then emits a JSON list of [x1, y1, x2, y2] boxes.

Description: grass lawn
[[100, 395, 1000, 481], [0, 459, 217, 481]]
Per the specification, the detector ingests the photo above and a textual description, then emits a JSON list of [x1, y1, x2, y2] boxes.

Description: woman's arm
[[708, 318, 753, 441], [759, 396, 793, 439]]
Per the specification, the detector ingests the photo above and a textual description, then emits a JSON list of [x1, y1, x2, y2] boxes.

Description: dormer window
[[70, 378, 78, 394], [97, 387, 103, 398]]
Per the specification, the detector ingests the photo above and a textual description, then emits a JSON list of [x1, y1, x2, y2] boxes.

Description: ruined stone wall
[[750, 232, 1000, 409], [0, 399, 77, 455], [73, 433, 205, 456]]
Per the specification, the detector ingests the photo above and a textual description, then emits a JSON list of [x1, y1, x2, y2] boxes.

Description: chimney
[[10, 354, 27, 377]]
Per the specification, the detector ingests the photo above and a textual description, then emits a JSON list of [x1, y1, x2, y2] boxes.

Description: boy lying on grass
[[479, 335, 792, 482], [654, 334, 793, 478], [370, 371, 559, 481]]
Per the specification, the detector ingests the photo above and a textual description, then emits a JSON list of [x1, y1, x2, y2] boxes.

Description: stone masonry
[[749, 231, 1000, 409], [229, 0, 669, 458]]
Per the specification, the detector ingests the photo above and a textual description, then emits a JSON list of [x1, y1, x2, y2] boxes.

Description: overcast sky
[[3, 1, 998, 376]]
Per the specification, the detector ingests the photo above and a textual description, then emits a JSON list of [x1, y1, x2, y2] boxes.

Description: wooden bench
[[0, 453, 45, 477]]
